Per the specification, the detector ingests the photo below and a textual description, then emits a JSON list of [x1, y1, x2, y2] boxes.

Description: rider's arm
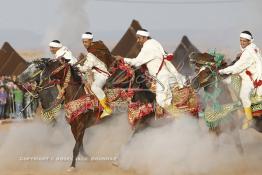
[[123, 45, 154, 67], [77, 54, 95, 72], [220, 50, 254, 74]]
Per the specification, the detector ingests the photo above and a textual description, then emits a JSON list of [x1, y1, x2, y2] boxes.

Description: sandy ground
[[1, 115, 262, 175], [0, 120, 137, 175]]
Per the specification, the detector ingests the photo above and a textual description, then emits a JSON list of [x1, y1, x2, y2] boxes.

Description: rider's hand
[[78, 53, 85, 60], [115, 55, 123, 61], [78, 53, 86, 66], [218, 69, 228, 75], [236, 52, 242, 59]]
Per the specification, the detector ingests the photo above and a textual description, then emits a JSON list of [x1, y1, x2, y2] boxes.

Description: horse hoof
[[112, 160, 119, 167], [66, 166, 76, 172]]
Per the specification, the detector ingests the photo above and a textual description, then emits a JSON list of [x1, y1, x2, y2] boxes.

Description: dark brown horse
[[18, 59, 105, 171]]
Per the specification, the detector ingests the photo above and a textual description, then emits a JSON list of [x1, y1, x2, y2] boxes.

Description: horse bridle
[[20, 60, 62, 112]]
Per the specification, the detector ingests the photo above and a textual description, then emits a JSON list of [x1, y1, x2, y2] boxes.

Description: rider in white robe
[[77, 33, 112, 118], [219, 31, 262, 129], [117, 29, 186, 108]]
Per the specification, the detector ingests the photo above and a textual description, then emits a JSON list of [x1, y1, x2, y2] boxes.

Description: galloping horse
[[18, 58, 103, 170], [187, 52, 248, 154], [189, 52, 262, 133]]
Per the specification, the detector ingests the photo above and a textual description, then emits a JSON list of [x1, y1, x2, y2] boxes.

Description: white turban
[[240, 32, 253, 41], [136, 30, 150, 37], [49, 41, 62, 48], [82, 33, 93, 39]]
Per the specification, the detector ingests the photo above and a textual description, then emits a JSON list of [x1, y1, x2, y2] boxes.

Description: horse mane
[[70, 65, 82, 84], [190, 52, 227, 68], [37, 58, 81, 84], [132, 69, 155, 103]]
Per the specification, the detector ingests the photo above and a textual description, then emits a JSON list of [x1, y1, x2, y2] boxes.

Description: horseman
[[49, 40, 77, 65], [116, 29, 186, 108], [77, 32, 112, 118], [219, 31, 262, 129], [81, 32, 114, 69]]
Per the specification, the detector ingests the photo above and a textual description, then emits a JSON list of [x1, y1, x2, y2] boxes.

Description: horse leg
[[80, 142, 89, 157], [68, 117, 86, 171]]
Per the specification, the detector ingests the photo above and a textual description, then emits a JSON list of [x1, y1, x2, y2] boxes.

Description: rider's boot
[[242, 107, 253, 129], [99, 97, 113, 118]]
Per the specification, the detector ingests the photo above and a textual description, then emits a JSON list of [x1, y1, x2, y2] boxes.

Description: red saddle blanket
[[128, 102, 154, 127], [64, 88, 130, 123], [64, 94, 99, 123]]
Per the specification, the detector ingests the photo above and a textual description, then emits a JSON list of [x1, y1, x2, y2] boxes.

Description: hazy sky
[[0, 0, 261, 57]]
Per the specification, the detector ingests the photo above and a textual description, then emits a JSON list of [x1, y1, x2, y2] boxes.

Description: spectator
[[0, 86, 7, 119], [12, 84, 24, 119], [6, 81, 15, 118]]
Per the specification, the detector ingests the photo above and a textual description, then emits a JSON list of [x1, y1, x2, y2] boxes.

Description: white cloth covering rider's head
[[48, 40, 75, 63], [240, 31, 254, 51], [240, 31, 253, 42], [82, 32, 94, 40], [136, 29, 150, 37], [49, 40, 62, 48]]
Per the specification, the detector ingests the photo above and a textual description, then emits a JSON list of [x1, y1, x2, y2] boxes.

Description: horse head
[[17, 58, 51, 84], [17, 58, 61, 112], [189, 52, 227, 90]]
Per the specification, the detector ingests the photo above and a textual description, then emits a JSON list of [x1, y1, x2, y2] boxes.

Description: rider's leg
[[155, 74, 172, 108], [91, 74, 112, 118], [239, 80, 253, 129], [256, 86, 262, 98]]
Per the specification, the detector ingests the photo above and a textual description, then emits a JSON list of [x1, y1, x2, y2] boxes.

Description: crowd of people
[[0, 75, 38, 121]]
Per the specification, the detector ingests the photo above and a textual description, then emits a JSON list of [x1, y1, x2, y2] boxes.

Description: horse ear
[[40, 57, 51, 63], [189, 52, 199, 62]]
